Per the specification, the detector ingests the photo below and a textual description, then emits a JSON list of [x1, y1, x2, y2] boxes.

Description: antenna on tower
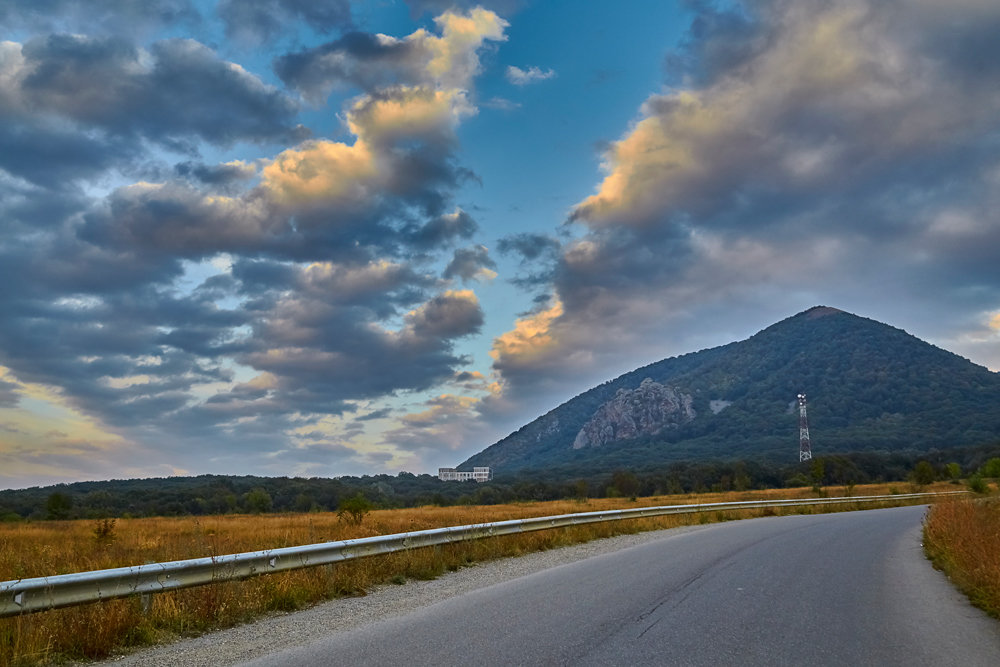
[[798, 393, 812, 462]]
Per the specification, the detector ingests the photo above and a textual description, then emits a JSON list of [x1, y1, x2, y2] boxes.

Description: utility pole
[[798, 393, 812, 462]]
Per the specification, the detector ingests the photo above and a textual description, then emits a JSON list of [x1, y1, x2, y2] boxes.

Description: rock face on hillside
[[573, 379, 695, 449]]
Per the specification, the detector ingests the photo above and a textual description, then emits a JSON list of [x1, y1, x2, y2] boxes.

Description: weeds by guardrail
[[0, 491, 965, 618], [924, 495, 1000, 618]]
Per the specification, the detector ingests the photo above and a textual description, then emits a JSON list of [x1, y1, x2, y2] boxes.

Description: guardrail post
[[140, 560, 154, 614]]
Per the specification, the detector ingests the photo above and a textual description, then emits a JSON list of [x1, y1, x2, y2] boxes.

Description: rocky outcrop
[[572, 379, 695, 449]]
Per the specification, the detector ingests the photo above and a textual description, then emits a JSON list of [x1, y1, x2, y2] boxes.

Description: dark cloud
[[0, 178, 89, 232], [175, 161, 257, 187], [78, 182, 275, 260], [497, 232, 561, 262], [443, 245, 497, 282], [0, 120, 139, 188], [405, 290, 483, 339], [0, 379, 19, 407], [664, 1, 762, 87], [218, 0, 352, 44], [275, 32, 423, 102], [357, 408, 393, 421], [164, 277, 486, 428], [11, 35, 306, 150], [406, 209, 478, 249]]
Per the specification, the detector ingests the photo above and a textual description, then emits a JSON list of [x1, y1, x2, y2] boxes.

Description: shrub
[[968, 474, 988, 494], [337, 493, 372, 524], [93, 517, 117, 543], [982, 458, 1000, 479]]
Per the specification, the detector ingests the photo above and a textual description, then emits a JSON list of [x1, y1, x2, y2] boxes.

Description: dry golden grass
[[923, 492, 1000, 619], [0, 482, 955, 666]]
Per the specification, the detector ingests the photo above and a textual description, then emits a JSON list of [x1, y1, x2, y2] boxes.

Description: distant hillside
[[463, 307, 1000, 472]]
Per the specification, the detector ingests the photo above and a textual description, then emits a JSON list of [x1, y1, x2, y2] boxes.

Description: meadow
[[0, 482, 961, 665], [924, 495, 1000, 619]]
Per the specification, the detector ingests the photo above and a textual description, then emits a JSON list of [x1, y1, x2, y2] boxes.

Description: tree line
[[2, 443, 998, 522]]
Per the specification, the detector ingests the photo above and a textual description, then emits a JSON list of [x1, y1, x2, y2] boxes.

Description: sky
[[1, 0, 999, 490]]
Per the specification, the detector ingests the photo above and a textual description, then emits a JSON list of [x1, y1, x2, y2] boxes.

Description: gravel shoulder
[[88, 524, 709, 667]]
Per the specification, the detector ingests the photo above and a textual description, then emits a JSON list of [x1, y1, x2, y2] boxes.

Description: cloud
[[69, 10, 505, 268], [0, 373, 20, 407], [480, 96, 520, 111], [218, 0, 352, 43], [406, 209, 478, 249], [443, 245, 498, 282], [572, 2, 1000, 229], [261, 139, 378, 208], [497, 232, 561, 288], [505, 65, 555, 86], [175, 160, 258, 187], [497, 232, 561, 261], [0, 6, 509, 479], [276, 7, 507, 102], [403, 289, 484, 339], [275, 32, 425, 103], [490, 298, 564, 376], [78, 91, 481, 263], [488, 0, 1000, 413], [380, 393, 484, 458], [0, 36, 306, 187]]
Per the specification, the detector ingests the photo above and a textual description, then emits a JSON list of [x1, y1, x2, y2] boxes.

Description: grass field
[[923, 494, 1000, 619], [0, 482, 957, 666]]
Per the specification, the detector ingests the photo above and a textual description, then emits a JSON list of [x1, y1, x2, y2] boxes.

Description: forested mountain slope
[[462, 307, 1000, 471]]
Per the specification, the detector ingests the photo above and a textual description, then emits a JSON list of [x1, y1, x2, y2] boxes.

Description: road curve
[[241, 505, 1000, 667]]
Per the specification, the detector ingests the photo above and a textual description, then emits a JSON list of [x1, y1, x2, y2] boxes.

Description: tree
[[45, 492, 73, 520], [982, 457, 1000, 479], [610, 471, 640, 499], [243, 488, 272, 514], [810, 458, 826, 491], [910, 461, 936, 487], [294, 493, 317, 513], [338, 493, 372, 524]]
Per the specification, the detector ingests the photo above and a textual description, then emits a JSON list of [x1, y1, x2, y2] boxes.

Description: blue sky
[[1, 0, 999, 489]]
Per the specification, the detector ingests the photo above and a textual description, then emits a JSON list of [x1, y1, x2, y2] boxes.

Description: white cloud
[[505, 65, 556, 86]]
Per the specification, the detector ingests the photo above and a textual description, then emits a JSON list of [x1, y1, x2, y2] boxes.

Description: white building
[[438, 466, 493, 482]]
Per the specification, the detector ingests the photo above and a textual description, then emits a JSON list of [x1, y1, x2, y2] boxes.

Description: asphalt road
[[242, 505, 1000, 667]]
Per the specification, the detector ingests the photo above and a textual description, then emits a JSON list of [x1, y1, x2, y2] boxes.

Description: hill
[[462, 307, 1000, 473]]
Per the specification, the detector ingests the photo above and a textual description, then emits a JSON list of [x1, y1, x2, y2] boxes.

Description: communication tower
[[797, 393, 812, 462]]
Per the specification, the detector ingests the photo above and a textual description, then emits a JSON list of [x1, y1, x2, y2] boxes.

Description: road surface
[[241, 505, 1000, 666]]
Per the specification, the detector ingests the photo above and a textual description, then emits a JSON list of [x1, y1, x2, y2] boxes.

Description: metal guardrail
[[0, 491, 966, 617]]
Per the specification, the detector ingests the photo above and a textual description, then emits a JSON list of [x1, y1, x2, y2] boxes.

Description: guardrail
[[0, 491, 965, 617]]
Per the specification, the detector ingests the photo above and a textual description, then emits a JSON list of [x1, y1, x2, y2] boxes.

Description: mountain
[[462, 307, 1000, 473]]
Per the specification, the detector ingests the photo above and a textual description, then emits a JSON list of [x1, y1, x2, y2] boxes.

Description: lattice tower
[[798, 393, 812, 462]]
